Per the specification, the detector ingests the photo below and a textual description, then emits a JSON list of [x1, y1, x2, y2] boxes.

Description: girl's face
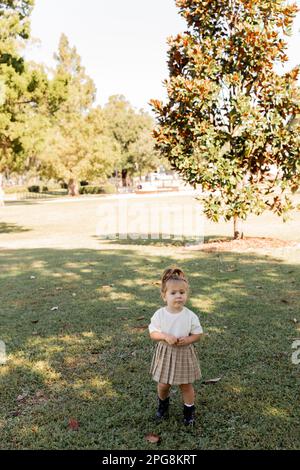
[[162, 280, 188, 312]]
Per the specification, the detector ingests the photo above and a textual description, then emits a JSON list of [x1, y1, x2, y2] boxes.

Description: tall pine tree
[[39, 34, 118, 195]]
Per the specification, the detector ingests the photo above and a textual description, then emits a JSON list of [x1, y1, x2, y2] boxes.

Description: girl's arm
[[177, 333, 203, 346], [150, 331, 178, 345]]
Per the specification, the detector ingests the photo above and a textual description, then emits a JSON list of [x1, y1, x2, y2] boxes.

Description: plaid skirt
[[150, 341, 201, 385]]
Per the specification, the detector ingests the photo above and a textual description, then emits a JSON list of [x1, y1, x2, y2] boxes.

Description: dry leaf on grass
[[136, 316, 145, 321], [51, 306, 58, 311], [17, 392, 29, 401], [203, 377, 222, 384], [68, 419, 79, 431], [145, 433, 161, 444], [132, 325, 148, 332]]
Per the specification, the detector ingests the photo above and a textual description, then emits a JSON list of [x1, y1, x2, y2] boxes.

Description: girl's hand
[[177, 336, 191, 346], [164, 334, 178, 345]]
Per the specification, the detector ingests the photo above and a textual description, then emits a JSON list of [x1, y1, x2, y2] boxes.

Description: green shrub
[[101, 182, 116, 194], [28, 185, 40, 193], [79, 184, 116, 195]]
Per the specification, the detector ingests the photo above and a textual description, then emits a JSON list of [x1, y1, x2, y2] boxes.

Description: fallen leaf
[[56, 287, 63, 291], [132, 325, 148, 332], [291, 318, 298, 324], [145, 433, 161, 443], [256, 286, 263, 289], [17, 392, 29, 401], [203, 377, 222, 384], [137, 316, 145, 321], [51, 306, 58, 311], [68, 419, 79, 431], [30, 276, 36, 280], [116, 307, 128, 310]]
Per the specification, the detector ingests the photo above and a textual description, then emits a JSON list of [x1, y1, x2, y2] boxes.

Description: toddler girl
[[148, 267, 203, 425]]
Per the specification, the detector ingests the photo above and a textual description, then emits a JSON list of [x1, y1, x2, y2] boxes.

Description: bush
[[42, 186, 49, 192], [28, 185, 40, 193], [79, 184, 116, 195], [80, 181, 89, 187], [100, 183, 116, 194]]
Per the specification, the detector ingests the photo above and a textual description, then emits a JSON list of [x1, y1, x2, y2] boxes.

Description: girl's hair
[[161, 267, 188, 293]]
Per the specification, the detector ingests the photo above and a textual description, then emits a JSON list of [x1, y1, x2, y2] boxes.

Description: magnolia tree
[[151, 0, 300, 238]]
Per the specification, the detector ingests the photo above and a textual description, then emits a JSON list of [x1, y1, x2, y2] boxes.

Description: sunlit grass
[[0, 196, 300, 449]]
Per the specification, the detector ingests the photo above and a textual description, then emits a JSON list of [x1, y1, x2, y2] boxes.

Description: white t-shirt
[[148, 306, 203, 338]]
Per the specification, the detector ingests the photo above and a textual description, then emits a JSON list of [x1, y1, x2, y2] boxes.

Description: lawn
[[0, 194, 300, 450]]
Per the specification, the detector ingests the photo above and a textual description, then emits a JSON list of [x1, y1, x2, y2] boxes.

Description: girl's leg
[[179, 383, 196, 425], [156, 383, 171, 420], [157, 382, 171, 400], [179, 383, 195, 405]]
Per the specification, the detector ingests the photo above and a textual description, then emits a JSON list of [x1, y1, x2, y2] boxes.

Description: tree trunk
[[68, 178, 79, 196], [233, 215, 243, 239], [0, 173, 5, 206], [121, 169, 128, 187]]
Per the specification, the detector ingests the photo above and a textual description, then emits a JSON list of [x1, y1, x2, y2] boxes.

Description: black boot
[[156, 396, 169, 421], [183, 404, 195, 426]]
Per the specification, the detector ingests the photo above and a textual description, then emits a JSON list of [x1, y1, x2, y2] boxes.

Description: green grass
[[0, 195, 300, 449]]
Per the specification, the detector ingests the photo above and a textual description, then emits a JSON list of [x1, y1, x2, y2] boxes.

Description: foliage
[[151, 0, 300, 230], [79, 183, 116, 195], [38, 35, 119, 195], [0, 0, 50, 175], [103, 95, 161, 186]]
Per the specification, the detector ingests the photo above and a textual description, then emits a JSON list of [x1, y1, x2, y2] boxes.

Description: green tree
[[39, 34, 118, 195], [103, 95, 160, 187], [151, 0, 300, 238], [0, 0, 49, 185]]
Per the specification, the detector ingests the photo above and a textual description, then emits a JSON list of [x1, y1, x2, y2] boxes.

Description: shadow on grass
[[0, 246, 299, 449], [93, 234, 232, 247], [0, 223, 31, 234]]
